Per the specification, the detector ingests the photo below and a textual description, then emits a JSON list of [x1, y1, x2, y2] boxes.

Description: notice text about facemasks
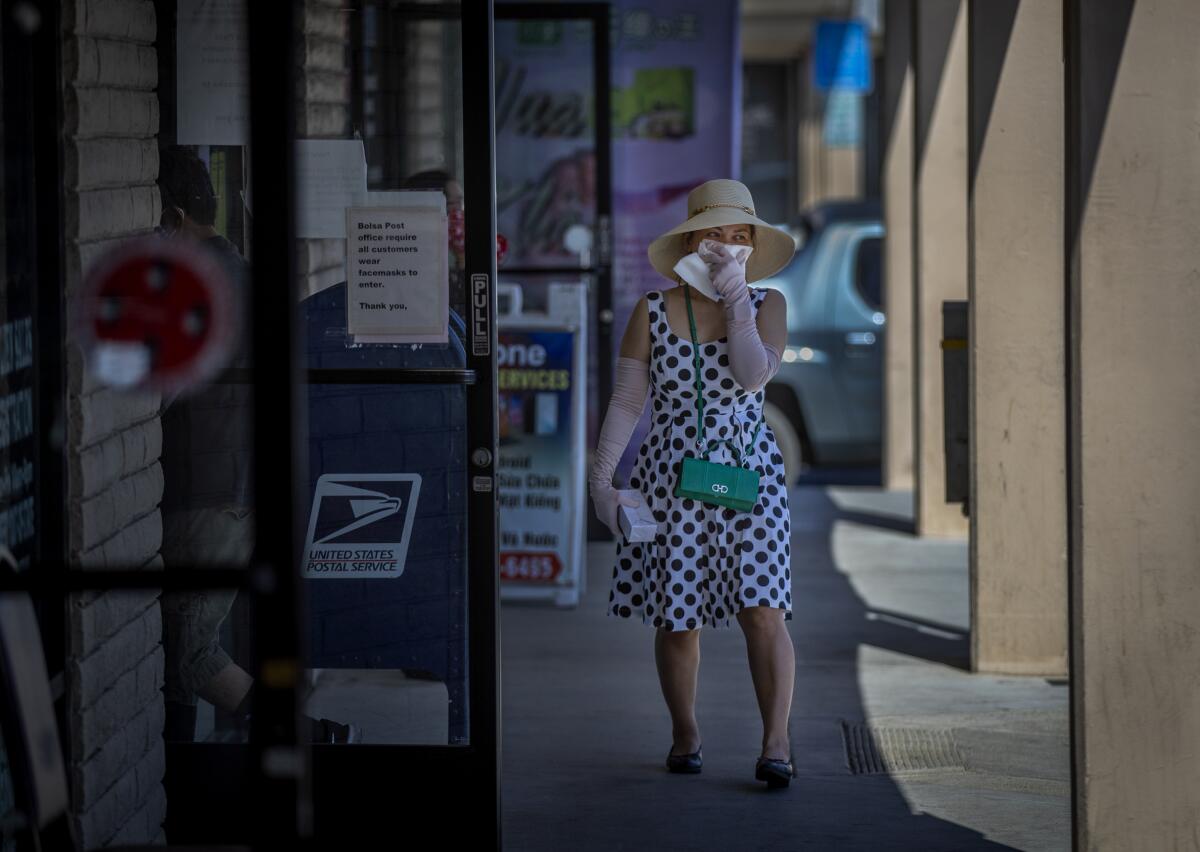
[[346, 206, 447, 341]]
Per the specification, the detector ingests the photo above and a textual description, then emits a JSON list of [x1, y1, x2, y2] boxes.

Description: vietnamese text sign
[[497, 329, 576, 583], [302, 474, 421, 579], [177, 0, 250, 144], [346, 206, 448, 342]]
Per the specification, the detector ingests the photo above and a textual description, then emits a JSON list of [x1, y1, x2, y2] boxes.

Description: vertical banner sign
[[497, 330, 575, 583], [346, 205, 448, 343], [812, 19, 872, 92]]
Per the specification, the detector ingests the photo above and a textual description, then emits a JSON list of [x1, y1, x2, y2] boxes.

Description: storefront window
[[297, 2, 473, 745], [150, 0, 258, 746]]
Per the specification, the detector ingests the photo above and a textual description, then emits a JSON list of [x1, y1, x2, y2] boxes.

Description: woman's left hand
[[698, 240, 750, 305]]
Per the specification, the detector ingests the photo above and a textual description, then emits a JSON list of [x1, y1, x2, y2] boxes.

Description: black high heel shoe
[[666, 742, 703, 774], [755, 748, 795, 788]]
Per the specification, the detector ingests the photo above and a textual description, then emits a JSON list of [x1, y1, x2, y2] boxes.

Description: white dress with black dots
[[608, 287, 792, 632]]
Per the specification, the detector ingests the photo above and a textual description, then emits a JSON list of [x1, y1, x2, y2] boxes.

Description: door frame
[[304, 0, 501, 844]]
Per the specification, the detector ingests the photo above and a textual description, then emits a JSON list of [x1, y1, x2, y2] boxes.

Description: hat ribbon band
[[689, 201, 755, 217]]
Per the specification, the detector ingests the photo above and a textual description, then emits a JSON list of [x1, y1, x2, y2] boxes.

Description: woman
[[588, 179, 797, 788]]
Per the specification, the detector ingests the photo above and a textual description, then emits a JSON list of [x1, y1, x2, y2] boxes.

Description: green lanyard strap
[[682, 284, 764, 463]]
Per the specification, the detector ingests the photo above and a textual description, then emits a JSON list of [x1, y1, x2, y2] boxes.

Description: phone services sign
[[302, 473, 421, 579]]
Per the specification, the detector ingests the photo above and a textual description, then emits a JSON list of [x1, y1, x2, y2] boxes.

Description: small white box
[[617, 490, 664, 543]]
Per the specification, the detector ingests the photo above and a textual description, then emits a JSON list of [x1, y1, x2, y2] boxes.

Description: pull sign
[[471, 273, 490, 356]]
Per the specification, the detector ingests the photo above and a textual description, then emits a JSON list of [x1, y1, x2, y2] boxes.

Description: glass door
[[0, 0, 498, 847], [296, 0, 500, 843]]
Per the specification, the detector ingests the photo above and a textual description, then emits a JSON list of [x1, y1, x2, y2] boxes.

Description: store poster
[[497, 329, 577, 584], [494, 20, 598, 270]]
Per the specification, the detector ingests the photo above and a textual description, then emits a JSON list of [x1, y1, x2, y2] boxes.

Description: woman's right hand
[[590, 482, 643, 538], [698, 239, 751, 307]]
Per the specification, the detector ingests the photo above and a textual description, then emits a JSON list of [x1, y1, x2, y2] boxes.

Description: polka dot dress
[[608, 287, 792, 632]]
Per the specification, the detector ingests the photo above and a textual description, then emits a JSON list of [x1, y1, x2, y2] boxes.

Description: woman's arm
[[724, 288, 785, 392], [701, 243, 787, 392], [588, 296, 651, 534]]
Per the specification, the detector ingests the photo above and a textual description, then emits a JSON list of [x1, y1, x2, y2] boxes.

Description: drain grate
[[840, 720, 966, 774]]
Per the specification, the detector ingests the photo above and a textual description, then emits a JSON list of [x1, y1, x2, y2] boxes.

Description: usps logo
[[303, 474, 421, 579]]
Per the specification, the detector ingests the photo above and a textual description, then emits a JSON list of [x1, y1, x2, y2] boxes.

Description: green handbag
[[672, 284, 764, 513]]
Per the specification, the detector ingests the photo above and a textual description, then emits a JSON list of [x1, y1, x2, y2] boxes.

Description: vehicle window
[[854, 236, 883, 310]]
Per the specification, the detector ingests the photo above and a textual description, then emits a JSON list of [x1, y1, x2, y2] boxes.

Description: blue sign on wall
[[813, 19, 872, 92], [823, 89, 863, 147]]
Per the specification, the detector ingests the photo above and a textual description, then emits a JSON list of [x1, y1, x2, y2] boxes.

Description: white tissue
[[673, 241, 753, 301]]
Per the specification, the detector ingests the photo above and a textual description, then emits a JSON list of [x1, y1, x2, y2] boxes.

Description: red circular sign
[[77, 237, 238, 395]]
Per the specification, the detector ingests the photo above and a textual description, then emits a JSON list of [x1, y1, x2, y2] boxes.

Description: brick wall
[[60, 0, 167, 845], [297, 0, 351, 298]]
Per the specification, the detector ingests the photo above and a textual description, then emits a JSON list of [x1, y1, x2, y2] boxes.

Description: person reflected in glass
[[404, 168, 466, 308], [157, 146, 357, 743]]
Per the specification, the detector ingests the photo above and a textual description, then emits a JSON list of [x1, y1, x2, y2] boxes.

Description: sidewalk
[[500, 484, 1071, 851]]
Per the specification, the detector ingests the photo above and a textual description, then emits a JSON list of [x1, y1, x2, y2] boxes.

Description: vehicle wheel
[[763, 399, 803, 486]]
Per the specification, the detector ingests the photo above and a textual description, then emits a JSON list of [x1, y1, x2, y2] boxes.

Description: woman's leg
[[654, 626, 702, 754], [736, 606, 795, 760]]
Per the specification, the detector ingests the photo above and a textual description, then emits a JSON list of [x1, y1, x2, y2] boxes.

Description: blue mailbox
[[302, 281, 469, 743]]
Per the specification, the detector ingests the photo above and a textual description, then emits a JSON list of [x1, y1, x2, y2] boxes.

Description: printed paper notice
[[177, 0, 249, 145], [297, 140, 368, 238], [347, 206, 448, 342]]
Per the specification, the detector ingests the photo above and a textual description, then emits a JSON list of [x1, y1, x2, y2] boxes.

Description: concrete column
[[968, 2, 1067, 674], [881, 0, 914, 491], [1069, 1, 1200, 846], [911, 0, 969, 538]]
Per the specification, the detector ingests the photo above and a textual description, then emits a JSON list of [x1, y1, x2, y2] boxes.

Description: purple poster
[[494, 20, 598, 270]]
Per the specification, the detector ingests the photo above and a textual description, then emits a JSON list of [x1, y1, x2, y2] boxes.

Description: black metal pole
[[246, 0, 310, 846], [461, 0, 501, 847], [592, 2, 614, 444]]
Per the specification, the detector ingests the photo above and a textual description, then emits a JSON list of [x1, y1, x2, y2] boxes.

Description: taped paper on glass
[[346, 202, 448, 343]]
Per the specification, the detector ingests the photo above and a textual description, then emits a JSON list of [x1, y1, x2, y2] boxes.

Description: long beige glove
[[698, 240, 783, 392], [589, 356, 650, 536]]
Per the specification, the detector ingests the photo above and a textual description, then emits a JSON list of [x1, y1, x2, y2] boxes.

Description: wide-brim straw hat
[[648, 179, 796, 285]]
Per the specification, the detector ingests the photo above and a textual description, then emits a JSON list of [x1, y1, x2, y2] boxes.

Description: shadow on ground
[[500, 476, 1069, 850]]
